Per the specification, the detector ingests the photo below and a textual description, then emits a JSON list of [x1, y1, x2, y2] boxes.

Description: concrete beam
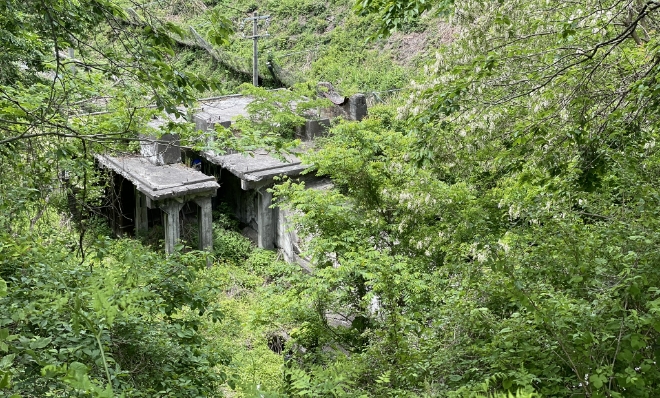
[[135, 189, 148, 234], [257, 188, 276, 249], [194, 197, 213, 252], [161, 201, 184, 255], [95, 155, 218, 202]]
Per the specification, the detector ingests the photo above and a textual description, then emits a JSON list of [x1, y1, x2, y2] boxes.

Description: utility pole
[[252, 11, 258, 87], [241, 11, 270, 87]]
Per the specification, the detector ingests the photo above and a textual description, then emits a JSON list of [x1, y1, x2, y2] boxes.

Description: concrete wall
[[276, 207, 296, 263], [296, 118, 331, 141], [276, 206, 313, 271], [211, 164, 323, 270]]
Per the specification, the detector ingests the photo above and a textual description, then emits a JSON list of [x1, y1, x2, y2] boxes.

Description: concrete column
[[135, 189, 149, 235], [161, 201, 184, 255], [194, 197, 213, 252], [257, 188, 276, 249]]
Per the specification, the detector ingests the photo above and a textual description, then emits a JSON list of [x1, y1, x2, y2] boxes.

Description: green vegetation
[[154, 0, 418, 94], [0, 207, 302, 396], [3, 0, 660, 396]]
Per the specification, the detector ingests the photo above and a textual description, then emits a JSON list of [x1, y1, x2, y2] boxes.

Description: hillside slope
[[149, 0, 451, 95]]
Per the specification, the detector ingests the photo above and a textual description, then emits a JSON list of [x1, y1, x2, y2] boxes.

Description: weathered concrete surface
[[193, 95, 254, 131], [194, 197, 213, 251], [318, 82, 347, 105], [96, 155, 219, 201], [161, 201, 184, 254], [97, 154, 219, 256], [135, 189, 148, 234], [276, 178, 333, 269], [347, 93, 367, 121], [297, 118, 331, 141], [257, 188, 276, 249], [201, 149, 308, 190], [320, 93, 368, 121], [139, 134, 182, 166], [193, 94, 359, 142]]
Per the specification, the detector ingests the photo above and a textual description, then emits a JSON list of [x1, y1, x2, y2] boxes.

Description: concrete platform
[[194, 95, 254, 131], [96, 154, 219, 201], [201, 149, 309, 190]]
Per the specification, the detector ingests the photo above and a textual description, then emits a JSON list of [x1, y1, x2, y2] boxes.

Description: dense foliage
[[1, 226, 227, 396], [4, 0, 660, 396], [269, 0, 660, 396]]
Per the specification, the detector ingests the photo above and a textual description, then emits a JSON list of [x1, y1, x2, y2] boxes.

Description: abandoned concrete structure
[[198, 148, 312, 263], [96, 134, 219, 254], [190, 92, 367, 262], [97, 89, 367, 261]]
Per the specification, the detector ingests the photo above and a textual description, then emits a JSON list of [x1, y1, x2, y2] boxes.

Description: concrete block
[[300, 118, 330, 141], [348, 94, 367, 121], [193, 113, 232, 132], [193, 114, 209, 132], [140, 134, 181, 166], [324, 93, 368, 122]]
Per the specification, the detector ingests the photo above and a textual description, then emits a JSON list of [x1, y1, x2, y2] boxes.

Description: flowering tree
[[274, 0, 660, 396]]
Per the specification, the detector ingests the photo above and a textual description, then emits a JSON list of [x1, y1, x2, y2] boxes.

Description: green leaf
[[630, 334, 646, 350], [29, 337, 51, 349], [590, 373, 606, 389], [0, 372, 10, 388], [0, 354, 15, 368]]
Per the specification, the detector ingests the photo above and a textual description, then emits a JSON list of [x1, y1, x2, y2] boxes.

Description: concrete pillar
[[135, 189, 149, 235], [194, 197, 213, 252], [257, 188, 276, 249], [161, 201, 184, 255]]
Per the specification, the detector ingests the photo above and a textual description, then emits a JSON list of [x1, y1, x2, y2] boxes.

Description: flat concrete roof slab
[[147, 115, 186, 129], [96, 155, 219, 201], [196, 96, 254, 127], [202, 149, 309, 186]]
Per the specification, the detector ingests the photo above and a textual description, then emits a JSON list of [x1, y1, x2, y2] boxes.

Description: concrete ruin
[[188, 93, 364, 262], [196, 148, 321, 264], [97, 89, 367, 261], [193, 95, 253, 132], [96, 134, 218, 254]]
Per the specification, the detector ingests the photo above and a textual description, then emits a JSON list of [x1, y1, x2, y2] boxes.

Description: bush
[[212, 225, 254, 263], [0, 232, 226, 397]]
